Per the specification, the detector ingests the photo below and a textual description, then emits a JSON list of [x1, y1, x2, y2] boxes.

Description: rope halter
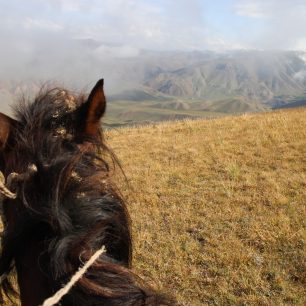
[[0, 164, 37, 285], [0, 164, 37, 200]]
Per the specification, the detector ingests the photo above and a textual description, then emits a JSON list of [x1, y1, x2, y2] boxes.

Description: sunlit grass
[[4, 107, 306, 305], [107, 107, 306, 305]]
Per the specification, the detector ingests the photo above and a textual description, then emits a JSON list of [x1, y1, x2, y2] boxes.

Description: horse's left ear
[[0, 113, 15, 150], [81, 79, 106, 137]]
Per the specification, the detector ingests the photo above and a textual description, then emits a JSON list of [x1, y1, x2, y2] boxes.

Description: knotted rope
[[0, 171, 16, 199], [0, 164, 38, 285], [0, 164, 37, 200]]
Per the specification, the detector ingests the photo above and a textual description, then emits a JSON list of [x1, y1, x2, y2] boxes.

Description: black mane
[[0, 86, 172, 305]]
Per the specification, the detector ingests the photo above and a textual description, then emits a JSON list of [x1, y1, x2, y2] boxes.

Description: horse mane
[[0, 86, 172, 305]]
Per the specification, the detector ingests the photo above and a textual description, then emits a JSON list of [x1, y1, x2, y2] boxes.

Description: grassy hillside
[[4, 107, 306, 305], [194, 96, 266, 113], [106, 107, 306, 305], [104, 99, 227, 127]]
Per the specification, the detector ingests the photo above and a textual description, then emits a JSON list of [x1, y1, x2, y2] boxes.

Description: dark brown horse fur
[[0, 80, 173, 306]]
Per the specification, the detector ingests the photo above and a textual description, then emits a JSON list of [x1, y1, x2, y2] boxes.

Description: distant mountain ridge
[[1, 50, 306, 119], [144, 51, 306, 104]]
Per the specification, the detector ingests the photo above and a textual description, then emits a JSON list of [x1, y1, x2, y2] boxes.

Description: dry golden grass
[[4, 107, 306, 305], [106, 107, 306, 305]]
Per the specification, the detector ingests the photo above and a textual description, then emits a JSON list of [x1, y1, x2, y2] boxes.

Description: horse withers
[[0, 80, 173, 305]]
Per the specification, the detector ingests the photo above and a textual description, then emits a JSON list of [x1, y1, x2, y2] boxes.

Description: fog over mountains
[[1, 47, 306, 119]]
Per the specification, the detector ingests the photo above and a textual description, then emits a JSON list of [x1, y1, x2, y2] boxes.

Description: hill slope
[[107, 107, 306, 305]]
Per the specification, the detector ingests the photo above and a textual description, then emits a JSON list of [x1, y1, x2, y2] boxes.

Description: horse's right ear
[[79, 79, 106, 138], [0, 113, 15, 150]]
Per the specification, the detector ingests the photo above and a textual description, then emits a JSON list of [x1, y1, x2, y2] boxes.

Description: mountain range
[[145, 51, 306, 101], [1, 49, 306, 125]]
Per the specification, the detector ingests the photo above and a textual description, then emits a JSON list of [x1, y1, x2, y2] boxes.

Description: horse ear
[[81, 79, 106, 137], [0, 113, 15, 150]]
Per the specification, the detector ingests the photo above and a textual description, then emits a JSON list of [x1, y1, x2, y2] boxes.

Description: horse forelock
[[0, 86, 131, 294]]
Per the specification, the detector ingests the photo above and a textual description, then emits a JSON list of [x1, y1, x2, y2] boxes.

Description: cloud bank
[[0, 0, 306, 89]]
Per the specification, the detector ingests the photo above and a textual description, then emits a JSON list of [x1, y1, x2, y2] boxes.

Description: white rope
[[41, 246, 106, 306], [0, 164, 37, 200], [0, 165, 38, 284], [0, 171, 16, 199]]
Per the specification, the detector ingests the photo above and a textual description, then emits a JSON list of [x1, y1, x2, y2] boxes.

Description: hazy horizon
[[1, 0, 306, 85]]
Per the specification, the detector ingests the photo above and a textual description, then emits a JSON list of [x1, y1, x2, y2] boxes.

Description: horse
[[0, 80, 173, 305]]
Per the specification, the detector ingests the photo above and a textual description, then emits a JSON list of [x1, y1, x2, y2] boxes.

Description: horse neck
[[15, 238, 53, 306]]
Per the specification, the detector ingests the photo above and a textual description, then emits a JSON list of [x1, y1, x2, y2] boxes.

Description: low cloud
[[0, 0, 306, 90], [23, 18, 63, 32], [93, 45, 140, 59], [0, 0, 215, 89], [234, 0, 306, 50], [235, 2, 269, 19]]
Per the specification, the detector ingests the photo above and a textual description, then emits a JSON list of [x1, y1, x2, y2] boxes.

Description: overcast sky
[[1, 0, 306, 85]]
